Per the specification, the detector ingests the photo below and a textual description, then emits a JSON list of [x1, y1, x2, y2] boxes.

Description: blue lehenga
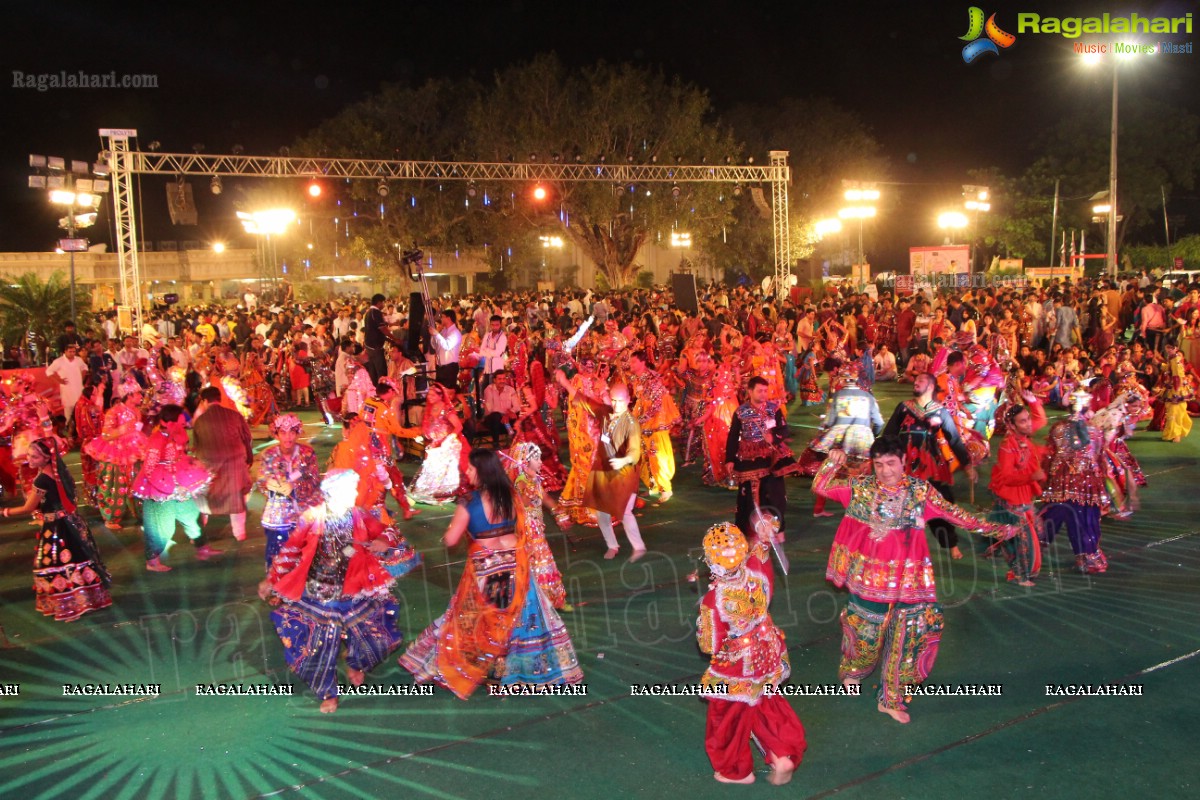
[[399, 491, 582, 696]]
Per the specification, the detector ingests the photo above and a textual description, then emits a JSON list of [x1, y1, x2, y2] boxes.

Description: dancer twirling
[[583, 381, 647, 561], [987, 405, 1046, 587], [814, 440, 1015, 724], [85, 376, 148, 531], [132, 404, 222, 571], [408, 382, 470, 505], [1040, 392, 1110, 574], [6, 438, 111, 622], [259, 469, 407, 712], [399, 449, 583, 697], [254, 414, 322, 569]]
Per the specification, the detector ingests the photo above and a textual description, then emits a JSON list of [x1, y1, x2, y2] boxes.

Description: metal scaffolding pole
[[769, 150, 791, 296], [101, 129, 144, 337]]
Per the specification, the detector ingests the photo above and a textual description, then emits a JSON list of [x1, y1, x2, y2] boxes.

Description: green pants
[[142, 498, 205, 560]]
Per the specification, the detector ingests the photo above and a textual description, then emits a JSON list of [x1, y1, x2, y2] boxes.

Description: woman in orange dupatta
[[399, 448, 582, 698]]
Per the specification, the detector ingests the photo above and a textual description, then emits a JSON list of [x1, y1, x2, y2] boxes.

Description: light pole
[[839, 181, 880, 280], [962, 185, 990, 275], [1083, 52, 1132, 279], [28, 156, 110, 324]]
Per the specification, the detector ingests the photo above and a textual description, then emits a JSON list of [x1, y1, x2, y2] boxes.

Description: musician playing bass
[[881, 372, 976, 560]]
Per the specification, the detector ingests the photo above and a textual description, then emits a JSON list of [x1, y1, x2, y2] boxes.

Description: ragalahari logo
[[960, 7, 1017, 62]]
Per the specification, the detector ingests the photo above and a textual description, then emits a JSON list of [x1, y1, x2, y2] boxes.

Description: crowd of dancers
[[3, 271, 1197, 784]]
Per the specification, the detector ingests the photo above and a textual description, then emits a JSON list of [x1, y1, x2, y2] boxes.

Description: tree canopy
[[294, 55, 744, 288]]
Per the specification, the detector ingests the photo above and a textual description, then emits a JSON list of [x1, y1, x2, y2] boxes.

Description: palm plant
[[0, 272, 74, 365]]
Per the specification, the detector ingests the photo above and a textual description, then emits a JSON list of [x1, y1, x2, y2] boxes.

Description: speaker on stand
[[671, 272, 699, 316]]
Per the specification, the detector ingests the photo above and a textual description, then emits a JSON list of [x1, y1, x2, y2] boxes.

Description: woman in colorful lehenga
[[341, 361, 377, 419], [6, 437, 111, 622], [254, 413, 322, 570], [1090, 393, 1145, 518], [694, 358, 740, 487], [73, 379, 106, 507], [554, 362, 604, 526], [1160, 345, 1194, 444], [132, 404, 222, 572], [399, 449, 583, 698], [258, 469, 407, 713], [506, 441, 571, 610], [511, 361, 567, 492], [84, 377, 148, 530], [795, 346, 825, 406], [1178, 308, 1200, 375], [997, 307, 1020, 360], [310, 345, 338, 426], [751, 337, 787, 409], [408, 382, 470, 505], [241, 350, 278, 427], [676, 342, 715, 466]]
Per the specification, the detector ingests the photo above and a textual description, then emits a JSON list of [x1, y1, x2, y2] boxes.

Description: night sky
[[3, 0, 1198, 267]]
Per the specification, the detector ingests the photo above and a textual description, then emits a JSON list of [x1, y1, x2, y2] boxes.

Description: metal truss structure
[[100, 128, 791, 330], [100, 131, 145, 334], [769, 151, 791, 293]]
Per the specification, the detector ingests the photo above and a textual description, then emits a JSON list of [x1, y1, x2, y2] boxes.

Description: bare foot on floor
[[878, 703, 910, 724], [841, 676, 861, 691], [767, 756, 795, 786], [950, 546, 964, 560], [320, 698, 339, 713], [347, 668, 365, 687], [604, 548, 619, 560], [714, 771, 755, 785]]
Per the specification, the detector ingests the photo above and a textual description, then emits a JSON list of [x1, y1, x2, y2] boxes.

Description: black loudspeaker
[[407, 292, 425, 353], [672, 272, 699, 315]]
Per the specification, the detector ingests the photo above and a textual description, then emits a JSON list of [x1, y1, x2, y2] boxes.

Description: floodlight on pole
[[30, 154, 109, 327], [839, 180, 880, 273], [1082, 52, 1136, 279], [938, 211, 969, 229], [814, 218, 843, 240], [961, 184, 990, 275]]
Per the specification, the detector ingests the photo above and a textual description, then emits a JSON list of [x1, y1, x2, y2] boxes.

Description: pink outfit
[[84, 404, 149, 466], [133, 431, 213, 502]]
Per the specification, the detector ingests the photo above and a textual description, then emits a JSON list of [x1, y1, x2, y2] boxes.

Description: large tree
[[469, 55, 739, 288], [294, 79, 501, 291]]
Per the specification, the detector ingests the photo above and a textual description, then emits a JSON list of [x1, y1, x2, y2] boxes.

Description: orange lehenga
[[559, 374, 601, 526], [702, 362, 740, 486], [241, 359, 278, 427]]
